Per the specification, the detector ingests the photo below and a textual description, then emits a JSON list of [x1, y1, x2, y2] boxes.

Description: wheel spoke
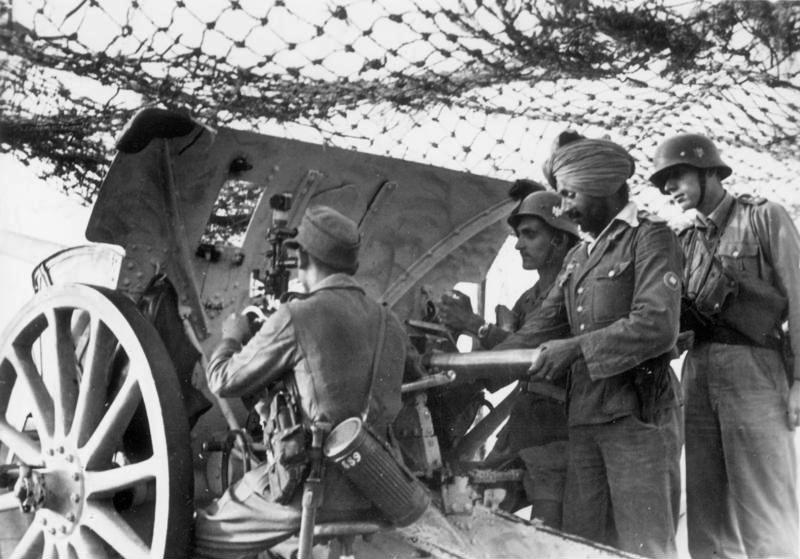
[[0, 419, 42, 466], [78, 372, 141, 468], [71, 310, 92, 365], [8, 520, 43, 559], [46, 309, 80, 440], [8, 346, 55, 442], [0, 359, 14, 417], [71, 528, 110, 559], [0, 489, 20, 512], [55, 539, 73, 559], [42, 539, 58, 559], [83, 502, 150, 558], [69, 317, 118, 448], [84, 458, 156, 498]]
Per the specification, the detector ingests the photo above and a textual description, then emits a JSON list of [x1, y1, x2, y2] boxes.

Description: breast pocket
[[719, 241, 760, 276], [591, 259, 634, 324]]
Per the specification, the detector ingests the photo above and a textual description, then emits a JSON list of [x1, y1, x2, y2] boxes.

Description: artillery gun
[[0, 108, 637, 559]]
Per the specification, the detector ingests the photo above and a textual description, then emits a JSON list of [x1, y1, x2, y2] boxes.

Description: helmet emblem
[[693, 146, 704, 158]]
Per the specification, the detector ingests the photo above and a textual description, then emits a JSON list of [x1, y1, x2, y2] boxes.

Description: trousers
[[683, 342, 798, 559], [563, 414, 678, 559], [193, 468, 380, 559]]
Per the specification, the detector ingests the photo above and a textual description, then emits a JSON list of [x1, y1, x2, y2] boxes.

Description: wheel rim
[[0, 284, 192, 559]]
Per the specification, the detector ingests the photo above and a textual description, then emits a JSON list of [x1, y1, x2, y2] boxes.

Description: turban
[[543, 137, 635, 197]]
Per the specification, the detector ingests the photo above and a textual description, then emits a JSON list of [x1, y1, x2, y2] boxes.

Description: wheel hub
[[19, 443, 86, 537]]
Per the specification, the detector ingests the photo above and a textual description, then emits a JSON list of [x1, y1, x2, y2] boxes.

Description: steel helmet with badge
[[507, 190, 580, 238], [649, 133, 732, 192]]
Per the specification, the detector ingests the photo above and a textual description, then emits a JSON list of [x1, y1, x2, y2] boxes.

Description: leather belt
[[701, 325, 781, 352]]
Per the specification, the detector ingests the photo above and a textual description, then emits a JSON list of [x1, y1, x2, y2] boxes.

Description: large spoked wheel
[[0, 284, 192, 559]]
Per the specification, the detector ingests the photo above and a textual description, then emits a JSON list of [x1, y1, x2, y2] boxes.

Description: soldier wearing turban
[[495, 132, 683, 558]]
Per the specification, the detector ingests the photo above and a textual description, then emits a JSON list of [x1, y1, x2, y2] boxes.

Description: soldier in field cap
[[495, 131, 683, 558], [194, 205, 416, 558]]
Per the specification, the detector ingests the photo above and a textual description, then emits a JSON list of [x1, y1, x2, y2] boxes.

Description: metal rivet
[[48, 527, 56, 535], [72, 472, 80, 481], [58, 447, 65, 454], [60, 525, 67, 534], [65, 455, 73, 462], [70, 493, 80, 503], [66, 512, 75, 522]]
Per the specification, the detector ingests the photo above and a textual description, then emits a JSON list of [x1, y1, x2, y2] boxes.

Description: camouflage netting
[[1, 0, 799, 221]]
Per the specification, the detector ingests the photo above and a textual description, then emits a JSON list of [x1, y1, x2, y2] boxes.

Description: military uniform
[[479, 280, 570, 522], [194, 274, 408, 559], [497, 202, 683, 558], [681, 192, 800, 559]]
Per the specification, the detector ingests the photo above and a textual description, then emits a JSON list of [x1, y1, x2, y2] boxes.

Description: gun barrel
[[424, 348, 542, 384]]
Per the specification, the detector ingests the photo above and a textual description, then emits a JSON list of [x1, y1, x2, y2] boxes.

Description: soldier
[[437, 188, 580, 527], [193, 206, 411, 559], [650, 133, 800, 559], [495, 132, 683, 558]]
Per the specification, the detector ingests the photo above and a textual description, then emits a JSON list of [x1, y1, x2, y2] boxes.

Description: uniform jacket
[[485, 279, 569, 455], [207, 273, 408, 511], [497, 203, 683, 426], [479, 281, 550, 350], [687, 191, 800, 379]]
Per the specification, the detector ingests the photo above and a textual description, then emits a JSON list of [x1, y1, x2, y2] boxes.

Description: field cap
[[287, 205, 360, 273]]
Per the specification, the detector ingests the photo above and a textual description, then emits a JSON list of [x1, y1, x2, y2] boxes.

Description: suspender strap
[[362, 305, 388, 425]]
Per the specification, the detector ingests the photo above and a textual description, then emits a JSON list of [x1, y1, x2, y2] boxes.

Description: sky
[[0, 152, 91, 327]]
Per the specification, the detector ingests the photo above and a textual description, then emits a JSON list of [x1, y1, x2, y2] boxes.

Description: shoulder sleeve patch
[[663, 271, 680, 291]]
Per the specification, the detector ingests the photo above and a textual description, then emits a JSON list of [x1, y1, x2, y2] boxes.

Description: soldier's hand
[[221, 312, 252, 344], [438, 291, 483, 334], [528, 338, 582, 383], [495, 305, 516, 331], [787, 383, 800, 430]]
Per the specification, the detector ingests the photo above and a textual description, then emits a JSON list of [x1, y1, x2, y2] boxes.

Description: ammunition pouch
[[716, 270, 787, 348], [267, 424, 310, 504], [682, 228, 738, 321], [631, 356, 675, 425], [264, 389, 310, 504]]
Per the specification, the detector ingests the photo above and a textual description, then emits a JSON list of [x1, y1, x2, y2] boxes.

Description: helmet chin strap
[[697, 169, 707, 209]]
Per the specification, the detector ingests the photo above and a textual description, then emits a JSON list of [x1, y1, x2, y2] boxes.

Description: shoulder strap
[[746, 200, 773, 268], [362, 304, 389, 424]]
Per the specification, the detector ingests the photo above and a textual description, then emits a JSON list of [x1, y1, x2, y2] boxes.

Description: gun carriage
[[0, 109, 633, 559]]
